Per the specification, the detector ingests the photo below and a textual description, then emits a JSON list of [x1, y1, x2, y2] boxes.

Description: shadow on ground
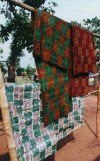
[[93, 155, 100, 161], [0, 133, 75, 161], [0, 153, 10, 161], [44, 133, 75, 161]]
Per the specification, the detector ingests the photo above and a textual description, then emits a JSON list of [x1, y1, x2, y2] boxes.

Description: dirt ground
[[0, 94, 100, 161]]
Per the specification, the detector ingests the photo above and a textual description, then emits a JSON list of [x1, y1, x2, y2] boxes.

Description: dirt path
[[55, 95, 100, 161], [0, 95, 100, 161]]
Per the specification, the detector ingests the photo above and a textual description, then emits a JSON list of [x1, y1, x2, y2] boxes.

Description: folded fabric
[[71, 25, 96, 75], [33, 9, 71, 69], [35, 60, 72, 125], [70, 76, 89, 97]]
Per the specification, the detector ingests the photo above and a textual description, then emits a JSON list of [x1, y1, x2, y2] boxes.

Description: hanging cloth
[[71, 25, 96, 75], [33, 9, 72, 125], [70, 24, 96, 96], [33, 9, 71, 69]]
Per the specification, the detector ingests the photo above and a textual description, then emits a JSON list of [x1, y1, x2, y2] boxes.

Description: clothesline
[[7, 0, 100, 38]]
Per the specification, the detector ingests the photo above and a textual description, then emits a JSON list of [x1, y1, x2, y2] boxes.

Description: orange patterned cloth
[[71, 25, 96, 75]]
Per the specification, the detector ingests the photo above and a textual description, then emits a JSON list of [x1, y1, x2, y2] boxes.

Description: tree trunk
[[7, 65, 16, 82]]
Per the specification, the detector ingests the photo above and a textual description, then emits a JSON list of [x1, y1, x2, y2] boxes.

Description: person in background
[[34, 71, 39, 82]]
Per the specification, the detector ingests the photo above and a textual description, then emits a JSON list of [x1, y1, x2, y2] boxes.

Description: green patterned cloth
[[33, 9, 71, 125], [5, 83, 84, 161], [35, 60, 72, 125], [33, 9, 71, 69]]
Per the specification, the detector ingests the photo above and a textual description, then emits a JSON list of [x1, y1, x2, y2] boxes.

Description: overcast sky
[[54, 0, 100, 22], [0, 0, 100, 68]]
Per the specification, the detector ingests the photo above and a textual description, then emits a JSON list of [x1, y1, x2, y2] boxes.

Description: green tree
[[0, 63, 7, 74], [71, 21, 82, 27], [16, 67, 25, 76], [0, 37, 3, 58], [0, 0, 57, 82], [25, 65, 36, 75], [83, 17, 100, 34], [83, 17, 100, 49]]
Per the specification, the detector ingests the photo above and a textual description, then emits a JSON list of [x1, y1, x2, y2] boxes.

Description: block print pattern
[[71, 25, 96, 75], [36, 61, 72, 125], [70, 76, 90, 97], [6, 83, 57, 161], [6, 83, 84, 161], [33, 9, 71, 69], [33, 9, 72, 124]]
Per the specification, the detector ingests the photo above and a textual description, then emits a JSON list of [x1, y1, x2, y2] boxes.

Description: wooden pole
[[96, 75, 100, 137], [7, 0, 35, 12], [93, 33, 100, 38], [0, 68, 19, 161]]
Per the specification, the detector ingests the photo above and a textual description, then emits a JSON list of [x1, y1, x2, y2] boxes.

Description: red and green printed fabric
[[70, 76, 89, 97], [71, 25, 96, 75], [33, 9, 72, 125], [33, 9, 71, 69], [36, 60, 72, 125]]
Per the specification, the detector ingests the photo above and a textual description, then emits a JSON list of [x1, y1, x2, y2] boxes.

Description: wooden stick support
[[93, 33, 100, 38], [96, 75, 100, 137], [7, 0, 35, 12], [0, 68, 19, 161]]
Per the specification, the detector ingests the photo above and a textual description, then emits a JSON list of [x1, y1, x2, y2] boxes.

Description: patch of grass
[[16, 76, 33, 84]]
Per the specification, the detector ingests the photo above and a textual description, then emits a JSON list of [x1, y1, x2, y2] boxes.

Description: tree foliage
[[0, 37, 3, 57], [0, 0, 57, 66], [0, 63, 7, 74], [83, 17, 100, 34], [25, 65, 36, 75], [1, 12, 33, 65], [16, 66, 25, 76], [71, 21, 82, 27], [83, 17, 100, 49], [0, 0, 57, 81]]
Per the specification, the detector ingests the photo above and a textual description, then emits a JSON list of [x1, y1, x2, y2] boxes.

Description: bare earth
[[0, 95, 100, 161]]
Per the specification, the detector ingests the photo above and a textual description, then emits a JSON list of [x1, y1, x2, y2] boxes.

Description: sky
[[0, 0, 100, 68], [54, 0, 100, 22]]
